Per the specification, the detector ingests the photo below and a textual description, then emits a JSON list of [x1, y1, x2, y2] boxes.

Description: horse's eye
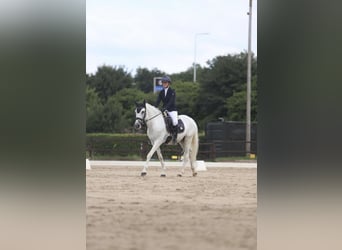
[[141, 111, 145, 115]]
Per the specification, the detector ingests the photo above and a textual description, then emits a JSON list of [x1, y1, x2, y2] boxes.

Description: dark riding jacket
[[155, 87, 177, 111]]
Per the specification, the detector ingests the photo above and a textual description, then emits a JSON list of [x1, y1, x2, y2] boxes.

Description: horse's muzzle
[[134, 120, 142, 130]]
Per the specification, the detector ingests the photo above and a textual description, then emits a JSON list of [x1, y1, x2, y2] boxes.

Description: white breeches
[[167, 111, 178, 126]]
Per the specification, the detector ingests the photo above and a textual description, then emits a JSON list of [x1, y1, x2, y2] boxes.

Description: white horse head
[[134, 100, 146, 130]]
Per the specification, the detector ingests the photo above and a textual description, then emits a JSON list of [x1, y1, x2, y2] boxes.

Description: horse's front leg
[[156, 148, 166, 177], [141, 140, 163, 176]]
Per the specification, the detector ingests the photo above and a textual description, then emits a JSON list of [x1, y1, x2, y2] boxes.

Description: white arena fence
[[86, 160, 257, 170]]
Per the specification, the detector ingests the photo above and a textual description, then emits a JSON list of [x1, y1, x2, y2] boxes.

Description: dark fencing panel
[[205, 121, 257, 157]]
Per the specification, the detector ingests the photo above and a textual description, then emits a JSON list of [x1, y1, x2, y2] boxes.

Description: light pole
[[193, 32, 209, 83], [246, 0, 253, 156]]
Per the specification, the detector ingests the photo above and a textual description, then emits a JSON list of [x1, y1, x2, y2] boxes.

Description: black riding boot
[[172, 125, 178, 144]]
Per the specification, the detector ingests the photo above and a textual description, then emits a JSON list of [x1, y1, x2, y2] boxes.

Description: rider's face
[[162, 81, 169, 88]]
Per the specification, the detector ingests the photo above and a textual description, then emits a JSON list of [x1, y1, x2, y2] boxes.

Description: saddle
[[163, 111, 185, 134]]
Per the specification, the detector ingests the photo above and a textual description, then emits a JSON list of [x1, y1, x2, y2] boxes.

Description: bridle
[[135, 108, 162, 127]]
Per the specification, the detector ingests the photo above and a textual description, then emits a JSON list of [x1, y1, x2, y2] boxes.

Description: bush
[[86, 133, 148, 159], [86, 133, 211, 161]]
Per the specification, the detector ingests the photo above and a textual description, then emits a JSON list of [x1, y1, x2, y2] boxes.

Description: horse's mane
[[145, 103, 161, 115]]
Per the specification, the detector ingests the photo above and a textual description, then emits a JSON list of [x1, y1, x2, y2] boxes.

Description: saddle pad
[[177, 119, 185, 133], [164, 119, 185, 144], [164, 116, 185, 134]]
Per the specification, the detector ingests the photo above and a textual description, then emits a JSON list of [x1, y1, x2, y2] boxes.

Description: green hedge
[[86, 133, 208, 160], [86, 133, 147, 158]]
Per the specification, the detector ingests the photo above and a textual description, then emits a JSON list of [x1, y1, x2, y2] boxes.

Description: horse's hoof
[[160, 174, 166, 177], [193, 172, 198, 177], [141, 172, 147, 177], [177, 174, 182, 177]]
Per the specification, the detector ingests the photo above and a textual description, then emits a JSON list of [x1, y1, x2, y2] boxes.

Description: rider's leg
[[168, 111, 178, 143]]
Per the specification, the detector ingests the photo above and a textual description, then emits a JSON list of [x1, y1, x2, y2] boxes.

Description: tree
[[170, 64, 205, 83], [172, 81, 199, 118], [86, 86, 104, 132], [114, 88, 148, 130], [226, 76, 257, 121], [85, 51, 257, 133], [171, 67, 193, 82], [134, 67, 166, 93], [196, 52, 257, 125], [87, 65, 133, 103], [101, 96, 124, 133]]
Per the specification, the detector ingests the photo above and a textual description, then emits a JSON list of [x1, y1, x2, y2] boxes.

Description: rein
[[145, 112, 162, 122]]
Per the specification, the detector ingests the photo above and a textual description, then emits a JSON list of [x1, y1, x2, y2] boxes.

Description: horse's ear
[[143, 100, 146, 106]]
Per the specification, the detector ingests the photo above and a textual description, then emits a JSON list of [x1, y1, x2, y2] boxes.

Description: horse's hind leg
[[180, 137, 197, 177], [178, 137, 191, 177], [156, 148, 166, 177], [190, 151, 198, 177]]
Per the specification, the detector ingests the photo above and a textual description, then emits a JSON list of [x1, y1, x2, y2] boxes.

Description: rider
[[155, 76, 178, 143]]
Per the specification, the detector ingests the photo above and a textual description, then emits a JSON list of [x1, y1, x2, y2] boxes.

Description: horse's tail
[[190, 126, 199, 164]]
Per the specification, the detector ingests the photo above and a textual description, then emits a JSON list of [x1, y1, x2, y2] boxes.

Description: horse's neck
[[145, 103, 165, 136], [146, 103, 160, 118]]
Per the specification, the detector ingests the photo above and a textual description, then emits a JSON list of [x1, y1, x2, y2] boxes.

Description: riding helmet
[[161, 76, 171, 83]]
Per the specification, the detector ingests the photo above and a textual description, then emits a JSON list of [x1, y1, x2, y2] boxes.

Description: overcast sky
[[86, 0, 257, 75]]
